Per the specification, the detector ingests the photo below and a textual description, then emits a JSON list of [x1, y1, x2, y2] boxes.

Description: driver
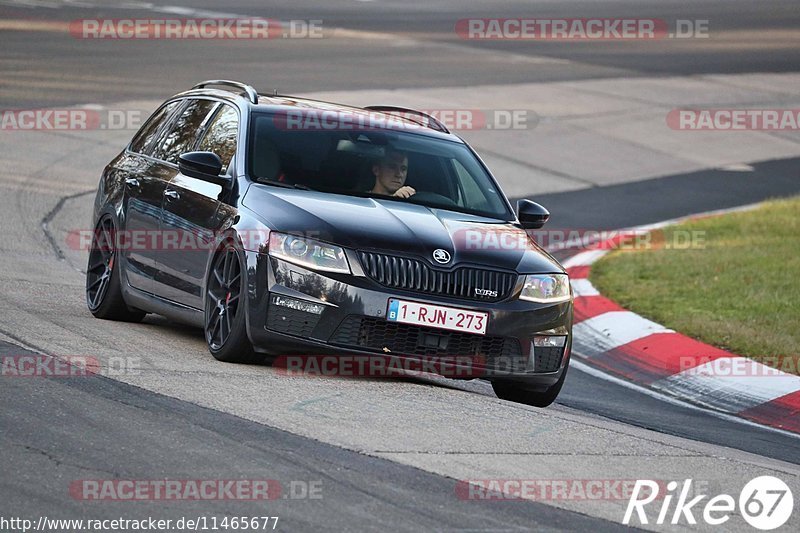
[[368, 148, 415, 198]]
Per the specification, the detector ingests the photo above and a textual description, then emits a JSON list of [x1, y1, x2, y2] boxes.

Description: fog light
[[272, 295, 325, 315], [532, 335, 567, 348], [529, 333, 568, 373]]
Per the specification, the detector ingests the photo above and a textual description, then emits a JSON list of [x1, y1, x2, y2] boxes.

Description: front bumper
[[244, 251, 572, 386]]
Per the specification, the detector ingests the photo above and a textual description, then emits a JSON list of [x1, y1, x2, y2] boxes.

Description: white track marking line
[[570, 278, 599, 297], [654, 358, 800, 413], [573, 311, 673, 352], [571, 359, 800, 440], [561, 249, 608, 268]]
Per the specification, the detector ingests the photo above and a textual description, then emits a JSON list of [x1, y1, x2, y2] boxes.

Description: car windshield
[[247, 111, 513, 220]]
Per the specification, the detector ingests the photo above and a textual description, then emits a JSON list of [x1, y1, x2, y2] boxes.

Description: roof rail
[[363, 106, 450, 134], [192, 80, 259, 104]]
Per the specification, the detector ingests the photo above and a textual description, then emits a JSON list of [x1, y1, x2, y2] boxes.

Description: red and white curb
[[561, 221, 800, 435]]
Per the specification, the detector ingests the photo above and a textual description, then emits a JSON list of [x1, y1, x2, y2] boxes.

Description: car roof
[[259, 95, 461, 142], [174, 84, 463, 143]]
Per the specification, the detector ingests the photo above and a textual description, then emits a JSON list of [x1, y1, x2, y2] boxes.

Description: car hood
[[242, 186, 564, 274]]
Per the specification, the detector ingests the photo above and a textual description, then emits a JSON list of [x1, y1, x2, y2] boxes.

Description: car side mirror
[[178, 151, 229, 186], [517, 199, 550, 229]]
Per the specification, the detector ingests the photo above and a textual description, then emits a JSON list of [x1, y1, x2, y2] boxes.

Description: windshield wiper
[[256, 178, 312, 191]]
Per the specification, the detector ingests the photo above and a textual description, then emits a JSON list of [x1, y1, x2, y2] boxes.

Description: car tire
[[204, 242, 263, 364], [85, 215, 147, 322], [491, 363, 569, 408]]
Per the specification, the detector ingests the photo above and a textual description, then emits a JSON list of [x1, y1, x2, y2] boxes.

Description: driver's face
[[373, 152, 408, 194]]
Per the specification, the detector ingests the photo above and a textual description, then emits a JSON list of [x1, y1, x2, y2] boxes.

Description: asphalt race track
[[1, 1, 799, 531]]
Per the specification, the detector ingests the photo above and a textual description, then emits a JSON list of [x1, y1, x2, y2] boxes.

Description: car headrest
[[356, 159, 377, 192]]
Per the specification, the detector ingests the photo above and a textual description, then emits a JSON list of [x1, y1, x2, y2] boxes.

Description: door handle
[[164, 189, 180, 201], [125, 178, 140, 188]]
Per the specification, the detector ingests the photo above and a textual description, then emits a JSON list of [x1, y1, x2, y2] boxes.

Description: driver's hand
[[393, 186, 416, 199]]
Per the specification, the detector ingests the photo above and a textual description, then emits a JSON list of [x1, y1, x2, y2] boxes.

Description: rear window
[[129, 100, 181, 155]]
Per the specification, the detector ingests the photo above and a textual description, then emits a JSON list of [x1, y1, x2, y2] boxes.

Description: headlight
[[519, 274, 571, 303], [269, 232, 351, 274]]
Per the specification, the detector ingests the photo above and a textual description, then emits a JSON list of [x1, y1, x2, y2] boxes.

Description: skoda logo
[[432, 249, 451, 264]]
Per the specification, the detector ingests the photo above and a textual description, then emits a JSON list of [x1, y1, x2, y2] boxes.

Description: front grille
[[358, 251, 517, 302], [329, 315, 522, 362]]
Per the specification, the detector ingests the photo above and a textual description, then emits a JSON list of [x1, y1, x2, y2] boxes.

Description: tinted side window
[[155, 99, 217, 164], [129, 101, 180, 155], [197, 104, 238, 174]]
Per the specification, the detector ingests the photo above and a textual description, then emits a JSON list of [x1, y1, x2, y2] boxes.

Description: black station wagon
[[86, 80, 573, 407]]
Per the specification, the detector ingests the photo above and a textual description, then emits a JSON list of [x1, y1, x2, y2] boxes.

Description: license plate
[[387, 299, 488, 335]]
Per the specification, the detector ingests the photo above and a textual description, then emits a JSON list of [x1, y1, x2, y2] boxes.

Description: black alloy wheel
[[86, 215, 145, 322], [205, 243, 260, 363]]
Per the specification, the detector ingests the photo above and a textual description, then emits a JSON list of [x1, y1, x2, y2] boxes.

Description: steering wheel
[[410, 191, 458, 207]]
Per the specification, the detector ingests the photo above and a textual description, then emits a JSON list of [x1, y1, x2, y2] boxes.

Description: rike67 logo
[[624, 476, 793, 530]]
